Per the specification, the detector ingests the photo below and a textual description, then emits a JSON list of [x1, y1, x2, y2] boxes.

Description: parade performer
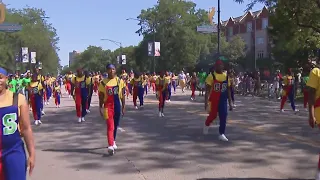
[[72, 68, 91, 123], [228, 70, 236, 107], [143, 73, 149, 96], [171, 73, 177, 94], [93, 72, 99, 95], [178, 71, 186, 93], [150, 72, 157, 94], [198, 70, 207, 96], [98, 64, 125, 155], [35, 66, 45, 115], [0, 67, 35, 180], [65, 71, 74, 98], [165, 72, 172, 102], [130, 72, 144, 109], [203, 60, 232, 141], [86, 71, 93, 113], [29, 74, 44, 125], [156, 71, 169, 117], [53, 81, 61, 108], [190, 72, 197, 101], [306, 62, 320, 179], [280, 68, 298, 112]]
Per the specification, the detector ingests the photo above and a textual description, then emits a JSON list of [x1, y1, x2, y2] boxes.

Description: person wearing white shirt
[[178, 71, 186, 92]]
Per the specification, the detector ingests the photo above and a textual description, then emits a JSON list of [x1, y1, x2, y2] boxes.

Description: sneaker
[[161, 113, 165, 117], [38, 120, 42, 124], [113, 142, 118, 150], [140, 105, 144, 108], [81, 117, 85, 122], [280, 109, 284, 113], [41, 110, 45, 115], [86, 109, 90, 113], [58, 105, 60, 108], [219, 134, 228, 141], [159, 112, 162, 117], [135, 106, 138, 110], [203, 125, 209, 135], [108, 146, 115, 155], [34, 120, 39, 126], [78, 118, 82, 123]]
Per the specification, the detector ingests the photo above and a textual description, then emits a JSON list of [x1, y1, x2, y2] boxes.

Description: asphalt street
[[28, 88, 318, 180]]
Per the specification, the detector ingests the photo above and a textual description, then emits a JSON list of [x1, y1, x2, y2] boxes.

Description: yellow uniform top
[[98, 77, 125, 101], [283, 75, 294, 86], [307, 68, 320, 123], [155, 77, 169, 91], [205, 72, 230, 86], [71, 76, 91, 86]]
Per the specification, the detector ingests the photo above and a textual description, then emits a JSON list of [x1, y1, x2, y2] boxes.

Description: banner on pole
[[148, 42, 153, 56], [15, 53, 19, 62], [21, 47, 29, 63], [117, 56, 120, 64], [121, 55, 126, 64], [154, 42, 160, 57], [30, 52, 36, 64]]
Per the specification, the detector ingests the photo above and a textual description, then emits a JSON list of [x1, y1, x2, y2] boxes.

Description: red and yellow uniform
[[98, 77, 125, 147], [205, 71, 230, 135], [71, 76, 91, 118], [156, 76, 169, 111], [130, 77, 144, 107], [280, 73, 296, 111]]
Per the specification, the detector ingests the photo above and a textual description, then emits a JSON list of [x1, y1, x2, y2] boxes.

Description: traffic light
[[208, 7, 215, 25]]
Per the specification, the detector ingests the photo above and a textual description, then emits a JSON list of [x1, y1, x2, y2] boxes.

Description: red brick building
[[221, 6, 269, 60]]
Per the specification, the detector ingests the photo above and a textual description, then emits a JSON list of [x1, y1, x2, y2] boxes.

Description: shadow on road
[[34, 93, 319, 178]]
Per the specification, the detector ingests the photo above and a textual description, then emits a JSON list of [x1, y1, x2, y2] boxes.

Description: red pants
[[105, 105, 115, 146], [66, 83, 71, 95], [151, 83, 156, 93], [191, 85, 196, 98], [93, 82, 98, 93]]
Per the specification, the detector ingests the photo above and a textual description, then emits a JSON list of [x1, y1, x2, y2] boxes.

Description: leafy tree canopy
[[70, 0, 247, 74], [0, 7, 60, 75]]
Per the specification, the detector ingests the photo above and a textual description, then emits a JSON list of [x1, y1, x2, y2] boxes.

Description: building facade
[[221, 6, 269, 60], [68, 50, 81, 66]]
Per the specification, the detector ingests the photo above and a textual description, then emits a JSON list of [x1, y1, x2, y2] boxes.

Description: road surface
[[29, 89, 318, 180]]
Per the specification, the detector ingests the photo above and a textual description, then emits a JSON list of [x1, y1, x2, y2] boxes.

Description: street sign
[[0, 23, 22, 32], [197, 25, 217, 33]]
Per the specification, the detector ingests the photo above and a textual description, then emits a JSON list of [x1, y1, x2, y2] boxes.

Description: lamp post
[[100, 38, 123, 66], [126, 18, 156, 73]]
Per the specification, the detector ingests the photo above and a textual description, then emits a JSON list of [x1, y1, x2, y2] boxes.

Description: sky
[[7, 0, 264, 66]]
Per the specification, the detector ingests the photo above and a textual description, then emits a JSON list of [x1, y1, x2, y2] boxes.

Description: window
[[228, 27, 233, 36], [257, 50, 264, 59], [247, 22, 252, 32], [256, 37, 264, 44], [262, 18, 268, 29]]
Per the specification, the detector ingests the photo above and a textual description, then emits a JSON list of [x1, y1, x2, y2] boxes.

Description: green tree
[[0, 7, 60, 74]]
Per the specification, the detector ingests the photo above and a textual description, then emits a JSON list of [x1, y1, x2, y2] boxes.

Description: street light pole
[[217, 0, 221, 56], [100, 38, 123, 66], [152, 23, 156, 73], [126, 18, 156, 73]]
